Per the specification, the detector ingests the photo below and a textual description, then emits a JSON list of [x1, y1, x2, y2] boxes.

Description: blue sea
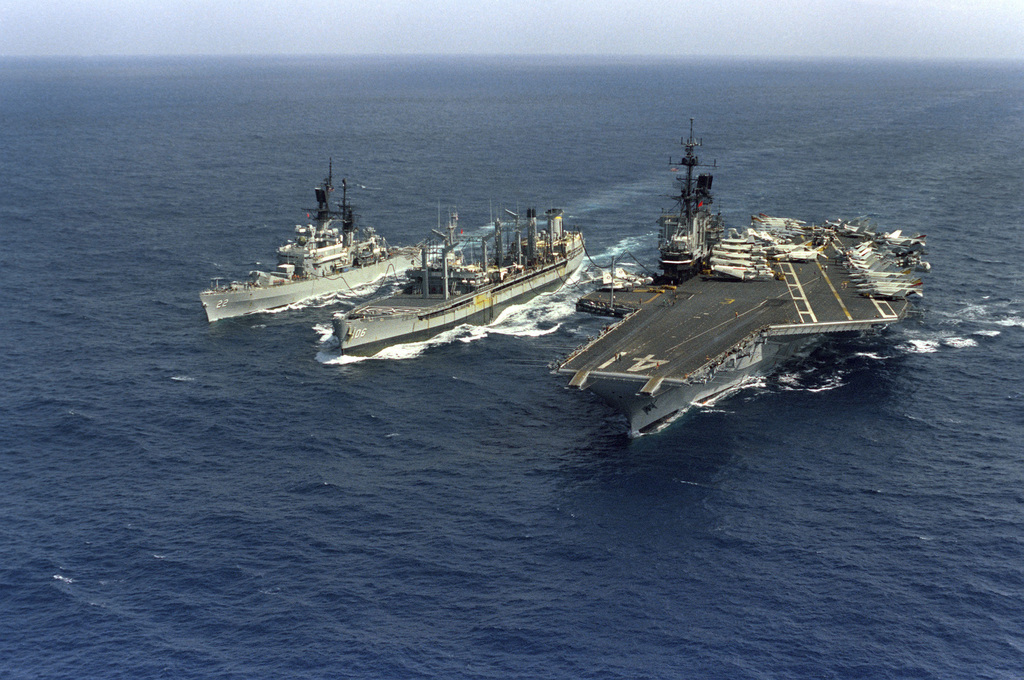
[[2, 56, 1023, 679]]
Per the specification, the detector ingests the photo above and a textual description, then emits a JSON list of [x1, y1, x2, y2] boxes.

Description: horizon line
[[2, 53, 1023, 64]]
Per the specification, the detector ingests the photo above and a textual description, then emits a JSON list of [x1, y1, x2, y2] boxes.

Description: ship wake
[[317, 268, 587, 364]]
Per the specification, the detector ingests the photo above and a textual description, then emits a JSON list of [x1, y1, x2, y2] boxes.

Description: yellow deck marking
[[816, 260, 853, 320]]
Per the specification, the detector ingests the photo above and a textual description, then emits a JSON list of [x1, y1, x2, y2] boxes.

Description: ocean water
[[1, 56, 1023, 679]]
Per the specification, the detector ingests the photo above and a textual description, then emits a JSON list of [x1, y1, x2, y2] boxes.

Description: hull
[[335, 247, 583, 356], [560, 124, 927, 435], [559, 217, 920, 436], [200, 254, 413, 322], [586, 333, 812, 436]]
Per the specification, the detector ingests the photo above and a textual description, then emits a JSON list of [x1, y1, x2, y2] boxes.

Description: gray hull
[[583, 333, 813, 436], [559, 122, 926, 436], [559, 224, 918, 436], [335, 247, 584, 356], [200, 254, 415, 322]]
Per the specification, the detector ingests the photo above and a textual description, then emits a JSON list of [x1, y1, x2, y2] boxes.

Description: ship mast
[[673, 118, 714, 235], [430, 210, 459, 299], [339, 176, 355, 235], [658, 119, 716, 283], [313, 159, 334, 226], [311, 158, 356, 244], [309, 159, 350, 228], [678, 118, 701, 225]]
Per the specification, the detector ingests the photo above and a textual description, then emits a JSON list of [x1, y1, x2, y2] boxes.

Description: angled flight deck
[[561, 234, 909, 414]]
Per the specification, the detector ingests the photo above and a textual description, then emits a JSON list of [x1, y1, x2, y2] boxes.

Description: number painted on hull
[[216, 299, 230, 308]]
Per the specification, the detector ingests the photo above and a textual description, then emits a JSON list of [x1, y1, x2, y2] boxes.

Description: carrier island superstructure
[[332, 208, 584, 356], [200, 163, 419, 322], [557, 122, 928, 436]]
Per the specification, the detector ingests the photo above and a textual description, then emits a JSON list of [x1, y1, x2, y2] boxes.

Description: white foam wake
[[899, 339, 941, 353], [312, 322, 335, 345], [804, 374, 846, 393], [318, 323, 481, 364], [942, 336, 978, 349], [935, 298, 1024, 331], [263, 278, 404, 316], [897, 334, 979, 354], [588, 234, 655, 263], [694, 375, 767, 407], [318, 269, 587, 364]]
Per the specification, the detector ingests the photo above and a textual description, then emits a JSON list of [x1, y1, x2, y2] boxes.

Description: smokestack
[[527, 208, 537, 263], [546, 208, 563, 238]]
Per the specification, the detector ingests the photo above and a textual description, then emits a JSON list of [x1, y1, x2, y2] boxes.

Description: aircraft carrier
[[556, 122, 927, 436]]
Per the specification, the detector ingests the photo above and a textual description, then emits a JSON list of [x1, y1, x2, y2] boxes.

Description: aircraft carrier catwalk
[[556, 122, 928, 436]]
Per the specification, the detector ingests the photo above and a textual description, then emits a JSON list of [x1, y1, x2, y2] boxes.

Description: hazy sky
[[2, 0, 1022, 59]]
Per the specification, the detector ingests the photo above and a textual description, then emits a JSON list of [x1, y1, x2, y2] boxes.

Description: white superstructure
[[200, 163, 418, 322]]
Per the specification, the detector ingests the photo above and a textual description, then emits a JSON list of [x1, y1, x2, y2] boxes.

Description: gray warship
[[200, 163, 419, 322], [332, 207, 585, 356], [557, 122, 928, 436]]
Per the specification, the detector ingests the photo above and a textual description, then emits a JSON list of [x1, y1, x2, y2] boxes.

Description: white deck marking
[[780, 262, 817, 323], [869, 297, 899, 319], [626, 354, 664, 373]]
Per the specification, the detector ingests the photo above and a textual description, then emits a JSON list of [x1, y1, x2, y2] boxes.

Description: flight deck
[[560, 235, 910, 396]]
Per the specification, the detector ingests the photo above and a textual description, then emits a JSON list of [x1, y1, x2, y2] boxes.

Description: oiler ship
[[332, 208, 584, 356], [556, 121, 928, 436], [200, 163, 419, 322]]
